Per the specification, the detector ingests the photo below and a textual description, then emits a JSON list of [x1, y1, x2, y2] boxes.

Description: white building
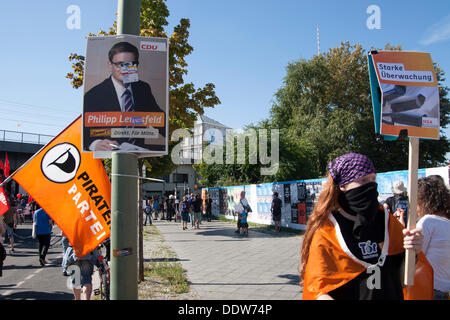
[[143, 114, 230, 199]]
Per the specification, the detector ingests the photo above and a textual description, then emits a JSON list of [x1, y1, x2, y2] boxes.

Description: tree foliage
[[66, 0, 220, 177], [194, 120, 317, 187], [197, 41, 449, 187], [271, 41, 449, 176]]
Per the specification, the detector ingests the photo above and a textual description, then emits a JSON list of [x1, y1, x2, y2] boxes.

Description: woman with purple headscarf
[[300, 153, 430, 300]]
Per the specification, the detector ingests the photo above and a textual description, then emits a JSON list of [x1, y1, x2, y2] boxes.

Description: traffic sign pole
[[110, 0, 141, 300], [110, 152, 138, 300]]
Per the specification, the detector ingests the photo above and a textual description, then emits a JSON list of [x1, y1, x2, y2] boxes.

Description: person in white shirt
[[416, 175, 450, 300]]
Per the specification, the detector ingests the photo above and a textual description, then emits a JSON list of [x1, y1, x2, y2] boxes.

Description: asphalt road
[[0, 221, 74, 300]]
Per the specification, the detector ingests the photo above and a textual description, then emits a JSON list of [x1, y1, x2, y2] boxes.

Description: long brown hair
[[299, 174, 341, 282], [418, 176, 450, 219]]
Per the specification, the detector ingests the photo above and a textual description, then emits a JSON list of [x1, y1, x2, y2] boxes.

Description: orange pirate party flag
[[9, 116, 111, 257]]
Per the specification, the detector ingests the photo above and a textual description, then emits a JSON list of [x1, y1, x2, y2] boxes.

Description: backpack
[[181, 202, 188, 213], [240, 199, 252, 213]]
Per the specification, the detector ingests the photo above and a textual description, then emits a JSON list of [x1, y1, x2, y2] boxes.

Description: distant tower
[[317, 25, 320, 55]]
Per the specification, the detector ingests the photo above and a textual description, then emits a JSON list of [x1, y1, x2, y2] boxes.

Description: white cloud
[[420, 14, 450, 46]]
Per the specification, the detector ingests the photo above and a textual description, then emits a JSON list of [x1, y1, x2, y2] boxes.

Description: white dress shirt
[[111, 76, 135, 112]]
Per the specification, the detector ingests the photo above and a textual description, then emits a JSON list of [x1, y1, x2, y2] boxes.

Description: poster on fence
[[204, 166, 447, 230]]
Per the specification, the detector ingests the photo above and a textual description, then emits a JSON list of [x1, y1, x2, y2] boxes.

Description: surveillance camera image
[[381, 84, 439, 128]]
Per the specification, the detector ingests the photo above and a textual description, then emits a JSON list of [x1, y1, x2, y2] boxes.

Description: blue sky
[[0, 0, 449, 159]]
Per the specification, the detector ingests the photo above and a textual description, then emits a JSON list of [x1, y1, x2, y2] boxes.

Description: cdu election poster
[[82, 35, 169, 157]]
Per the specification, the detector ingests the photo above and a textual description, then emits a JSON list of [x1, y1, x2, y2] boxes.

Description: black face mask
[[338, 182, 383, 241]]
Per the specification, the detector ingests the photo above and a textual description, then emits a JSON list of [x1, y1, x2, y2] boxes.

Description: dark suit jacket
[[83, 77, 165, 151]]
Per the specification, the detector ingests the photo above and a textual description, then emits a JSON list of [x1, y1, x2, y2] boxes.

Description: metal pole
[[117, 0, 141, 35], [110, 152, 138, 299], [110, 0, 141, 300]]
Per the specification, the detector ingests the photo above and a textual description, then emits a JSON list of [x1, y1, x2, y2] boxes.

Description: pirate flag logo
[[41, 143, 81, 183]]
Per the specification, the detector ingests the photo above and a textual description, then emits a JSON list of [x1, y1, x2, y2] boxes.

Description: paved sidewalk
[[149, 219, 304, 300]]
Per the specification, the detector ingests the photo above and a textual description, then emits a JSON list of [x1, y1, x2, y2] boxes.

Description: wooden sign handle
[[404, 137, 419, 286]]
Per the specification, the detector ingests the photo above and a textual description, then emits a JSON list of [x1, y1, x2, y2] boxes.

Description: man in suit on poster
[[83, 41, 165, 152]]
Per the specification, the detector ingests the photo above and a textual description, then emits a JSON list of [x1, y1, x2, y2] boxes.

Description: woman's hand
[[402, 227, 423, 254], [394, 209, 405, 226], [317, 294, 334, 300]]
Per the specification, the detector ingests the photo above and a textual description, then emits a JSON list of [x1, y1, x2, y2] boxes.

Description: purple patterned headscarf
[[328, 153, 376, 187]]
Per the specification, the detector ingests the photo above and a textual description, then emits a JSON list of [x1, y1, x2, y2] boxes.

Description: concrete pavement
[[148, 219, 304, 300], [2, 218, 303, 300], [0, 222, 73, 300]]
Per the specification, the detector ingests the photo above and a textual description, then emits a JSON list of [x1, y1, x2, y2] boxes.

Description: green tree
[[193, 41, 449, 188], [66, 0, 220, 178], [194, 120, 317, 187], [270, 41, 450, 176]]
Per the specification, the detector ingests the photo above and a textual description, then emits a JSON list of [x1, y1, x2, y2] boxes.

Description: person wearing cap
[[383, 181, 409, 226], [300, 152, 431, 300]]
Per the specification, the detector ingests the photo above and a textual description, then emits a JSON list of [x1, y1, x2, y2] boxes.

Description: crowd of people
[[143, 192, 213, 231], [1, 158, 450, 300]]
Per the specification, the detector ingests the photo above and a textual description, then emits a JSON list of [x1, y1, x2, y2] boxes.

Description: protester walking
[[161, 195, 167, 219], [300, 152, 428, 300], [153, 198, 159, 220], [238, 207, 248, 236], [33, 206, 53, 266], [144, 200, 152, 226], [175, 196, 180, 222], [205, 193, 213, 222], [188, 193, 195, 228], [61, 232, 70, 276], [167, 195, 175, 222], [158, 198, 164, 220], [235, 191, 251, 235], [416, 175, 450, 300], [64, 245, 99, 300], [192, 194, 203, 229], [180, 196, 190, 230], [271, 192, 283, 232]]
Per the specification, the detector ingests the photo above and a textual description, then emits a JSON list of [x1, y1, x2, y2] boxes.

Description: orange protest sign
[[12, 116, 111, 257], [370, 51, 440, 140]]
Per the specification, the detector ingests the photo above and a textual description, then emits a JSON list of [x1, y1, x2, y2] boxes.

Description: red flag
[[4, 153, 10, 177], [27, 195, 33, 204], [0, 186, 10, 216]]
